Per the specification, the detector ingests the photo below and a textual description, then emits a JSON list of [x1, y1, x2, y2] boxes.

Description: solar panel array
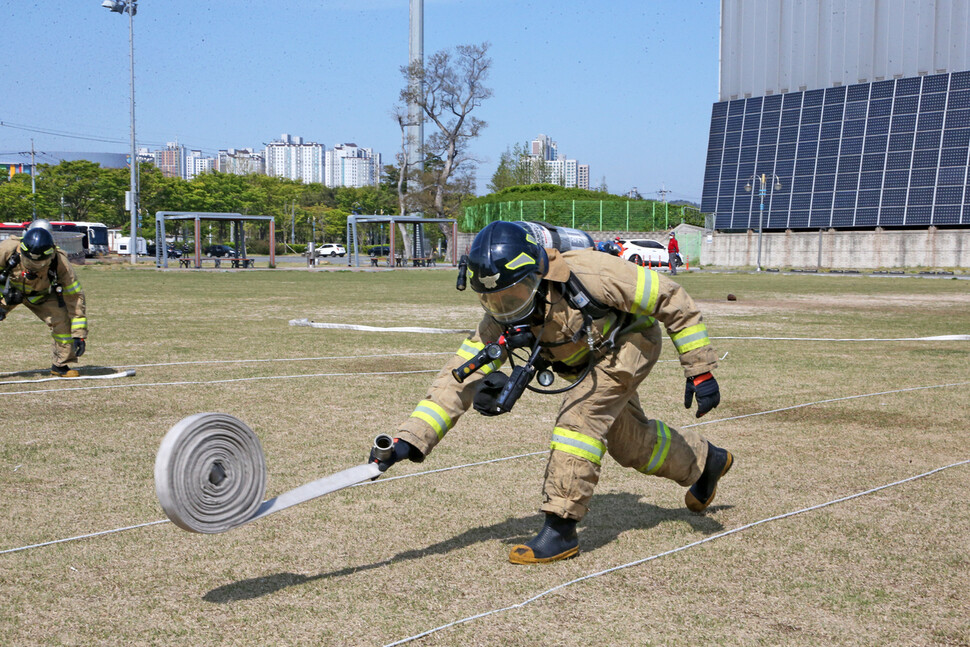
[[702, 71, 970, 230]]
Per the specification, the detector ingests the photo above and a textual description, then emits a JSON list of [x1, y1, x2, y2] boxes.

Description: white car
[[314, 243, 346, 257], [616, 239, 677, 267]]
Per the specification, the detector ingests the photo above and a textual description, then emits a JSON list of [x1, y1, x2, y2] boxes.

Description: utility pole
[[656, 183, 671, 229], [30, 139, 37, 220]]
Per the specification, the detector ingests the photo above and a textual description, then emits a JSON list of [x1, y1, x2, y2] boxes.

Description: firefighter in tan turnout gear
[[0, 225, 88, 377], [369, 221, 732, 564]]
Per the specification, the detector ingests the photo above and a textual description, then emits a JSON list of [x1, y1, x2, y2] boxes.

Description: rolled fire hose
[[154, 412, 392, 534]]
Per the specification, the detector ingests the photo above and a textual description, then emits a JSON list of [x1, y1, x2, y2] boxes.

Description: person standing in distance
[[667, 232, 680, 275]]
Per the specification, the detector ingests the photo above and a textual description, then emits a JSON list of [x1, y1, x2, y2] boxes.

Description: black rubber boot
[[50, 364, 79, 378], [685, 442, 734, 513], [509, 513, 579, 564]]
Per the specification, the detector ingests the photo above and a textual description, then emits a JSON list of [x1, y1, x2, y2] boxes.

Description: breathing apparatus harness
[[454, 255, 627, 414]]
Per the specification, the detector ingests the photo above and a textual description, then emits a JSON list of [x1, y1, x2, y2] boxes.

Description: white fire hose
[[154, 412, 392, 533]]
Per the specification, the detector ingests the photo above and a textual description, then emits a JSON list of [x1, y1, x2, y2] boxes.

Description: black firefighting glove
[[473, 372, 510, 416], [368, 437, 422, 473], [72, 338, 86, 357], [2, 285, 23, 306], [685, 372, 720, 418]]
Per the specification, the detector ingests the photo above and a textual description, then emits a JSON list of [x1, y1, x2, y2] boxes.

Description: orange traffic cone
[[685, 257, 690, 271]]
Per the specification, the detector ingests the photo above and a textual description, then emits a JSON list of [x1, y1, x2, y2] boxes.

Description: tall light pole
[[744, 173, 782, 272], [407, 0, 424, 213], [102, 0, 139, 265]]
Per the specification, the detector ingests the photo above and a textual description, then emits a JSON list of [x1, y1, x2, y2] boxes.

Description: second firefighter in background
[[0, 222, 88, 377]]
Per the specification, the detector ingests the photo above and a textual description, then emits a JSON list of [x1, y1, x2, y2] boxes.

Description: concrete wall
[[700, 227, 970, 269], [458, 225, 968, 270]]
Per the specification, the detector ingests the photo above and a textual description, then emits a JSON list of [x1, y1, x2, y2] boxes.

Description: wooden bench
[[216, 257, 254, 268], [411, 257, 436, 267], [178, 257, 255, 268]]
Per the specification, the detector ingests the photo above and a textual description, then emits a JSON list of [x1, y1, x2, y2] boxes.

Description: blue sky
[[2, 0, 720, 202]]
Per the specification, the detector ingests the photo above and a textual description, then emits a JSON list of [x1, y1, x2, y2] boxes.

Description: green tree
[[488, 142, 544, 192], [34, 160, 114, 223], [0, 173, 36, 222]]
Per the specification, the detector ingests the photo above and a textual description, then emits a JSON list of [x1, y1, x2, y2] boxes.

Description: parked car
[[204, 244, 237, 258], [146, 243, 183, 258], [368, 245, 391, 257], [616, 239, 680, 267], [314, 243, 346, 257]]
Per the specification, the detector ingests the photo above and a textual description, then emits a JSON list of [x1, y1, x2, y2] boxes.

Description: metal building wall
[[720, 0, 970, 101]]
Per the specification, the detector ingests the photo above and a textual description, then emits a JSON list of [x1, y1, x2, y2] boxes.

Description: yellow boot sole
[[508, 544, 579, 564], [685, 451, 733, 512]]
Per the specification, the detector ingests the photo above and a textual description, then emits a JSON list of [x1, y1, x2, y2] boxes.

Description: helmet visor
[[478, 273, 541, 323]]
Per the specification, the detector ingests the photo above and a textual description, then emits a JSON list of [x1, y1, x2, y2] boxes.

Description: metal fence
[[462, 200, 700, 233]]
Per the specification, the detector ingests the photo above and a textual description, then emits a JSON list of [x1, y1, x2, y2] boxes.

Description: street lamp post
[[101, 0, 138, 265], [744, 173, 782, 272]]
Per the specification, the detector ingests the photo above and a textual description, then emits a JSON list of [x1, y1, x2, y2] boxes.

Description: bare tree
[[398, 42, 492, 251]]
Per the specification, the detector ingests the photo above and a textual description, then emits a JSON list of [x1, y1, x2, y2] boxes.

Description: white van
[[116, 236, 147, 255]]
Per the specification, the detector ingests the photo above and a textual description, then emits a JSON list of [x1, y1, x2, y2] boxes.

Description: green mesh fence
[[462, 200, 700, 232], [678, 230, 703, 266]]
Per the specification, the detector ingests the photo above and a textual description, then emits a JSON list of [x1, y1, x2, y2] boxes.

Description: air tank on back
[[513, 221, 593, 253]]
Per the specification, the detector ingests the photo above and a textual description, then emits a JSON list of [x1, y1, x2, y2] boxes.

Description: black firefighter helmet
[[20, 227, 56, 262], [467, 221, 548, 324]]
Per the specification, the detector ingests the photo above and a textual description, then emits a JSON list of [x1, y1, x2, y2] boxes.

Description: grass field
[[1, 264, 968, 646]]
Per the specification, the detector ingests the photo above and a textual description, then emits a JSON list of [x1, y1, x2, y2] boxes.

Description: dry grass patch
[[1, 267, 968, 646]]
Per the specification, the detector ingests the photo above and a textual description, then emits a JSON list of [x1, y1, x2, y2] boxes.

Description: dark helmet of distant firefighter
[[20, 227, 56, 262], [467, 221, 548, 324]]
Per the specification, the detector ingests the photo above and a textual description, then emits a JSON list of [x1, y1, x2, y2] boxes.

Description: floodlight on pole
[[101, 0, 139, 265], [744, 173, 783, 272]]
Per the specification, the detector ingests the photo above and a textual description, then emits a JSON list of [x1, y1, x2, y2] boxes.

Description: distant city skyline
[[2, 1, 721, 202]]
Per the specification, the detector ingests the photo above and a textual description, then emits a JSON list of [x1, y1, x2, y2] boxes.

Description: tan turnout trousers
[[542, 324, 708, 520], [4, 300, 80, 366]]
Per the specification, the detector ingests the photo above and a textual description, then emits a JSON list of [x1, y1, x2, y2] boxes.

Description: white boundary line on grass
[[0, 369, 443, 397], [115, 351, 452, 369], [3, 329, 965, 377], [1, 380, 966, 557], [382, 457, 970, 647], [711, 334, 970, 341], [0, 356, 705, 396]]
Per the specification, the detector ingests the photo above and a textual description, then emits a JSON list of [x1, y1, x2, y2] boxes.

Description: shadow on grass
[[204, 492, 731, 603], [0, 365, 128, 380]]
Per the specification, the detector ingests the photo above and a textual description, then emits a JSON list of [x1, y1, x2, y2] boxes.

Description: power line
[[0, 119, 221, 156], [1, 119, 136, 146]]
